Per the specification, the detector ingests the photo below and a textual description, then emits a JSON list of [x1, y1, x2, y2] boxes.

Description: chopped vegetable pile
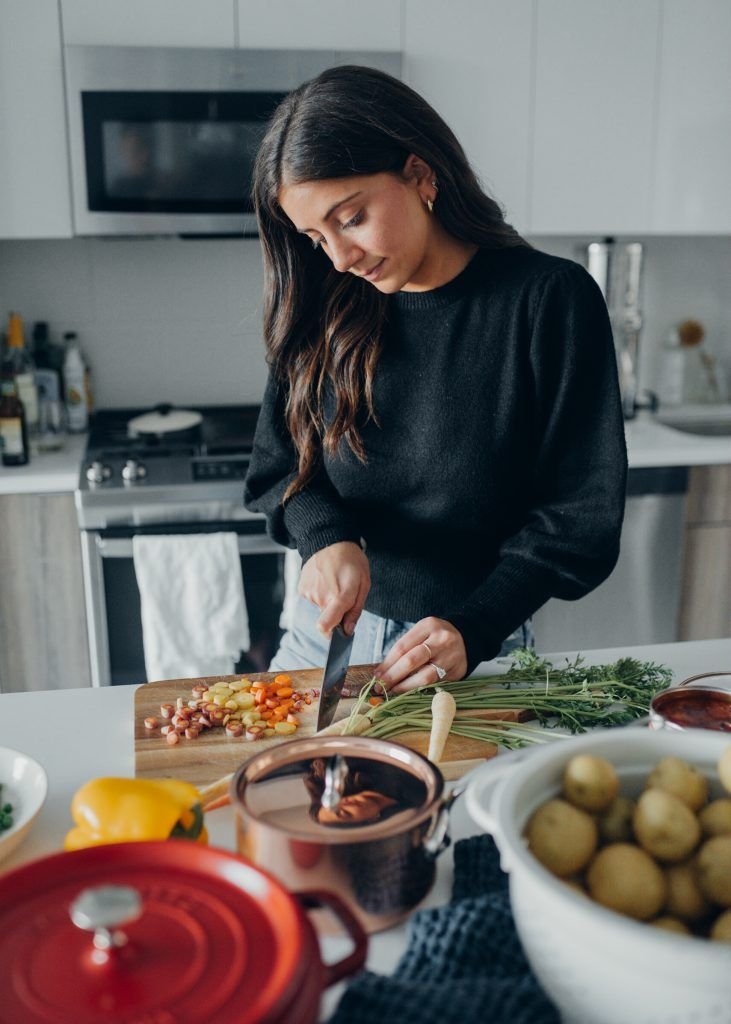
[[0, 785, 13, 832], [330, 649, 674, 754], [146, 674, 318, 745]]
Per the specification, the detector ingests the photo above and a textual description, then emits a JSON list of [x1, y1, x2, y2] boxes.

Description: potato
[[633, 788, 701, 863], [698, 798, 731, 838], [597, 795, 635, 844], [562, 755, 619, 813], [525, 798, 598, 877], [717, 747, 731, 796], [646, 756, 708, 811], [650, 916, 691, 935], [587, 843, 666, 921], [696, 835, 731, 906], [664, 860, 712, 922], [710, 909, 731, 943]]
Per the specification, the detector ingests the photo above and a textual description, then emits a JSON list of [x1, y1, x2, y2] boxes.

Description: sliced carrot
[[274, 673, 291, 685], [368, 697, 385, 707], [276, 686, 294, 698]]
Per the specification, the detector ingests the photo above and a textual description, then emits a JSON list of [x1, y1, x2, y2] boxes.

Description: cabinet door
[[404, 0, 533, 234], [652, 0, 731, 232], [678, 465, 731, 641], [61, 0, 236, 47], [236, 0, 402, 50], [531, 0, 660, 234], [0, 0, 72, 239], [0, 495, 91, 693]]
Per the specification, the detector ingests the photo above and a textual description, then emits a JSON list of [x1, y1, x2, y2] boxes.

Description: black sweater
[[244, 246, 628, 670]]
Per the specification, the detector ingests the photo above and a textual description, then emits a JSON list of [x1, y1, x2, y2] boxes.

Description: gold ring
[[421, 641, 433, 661]]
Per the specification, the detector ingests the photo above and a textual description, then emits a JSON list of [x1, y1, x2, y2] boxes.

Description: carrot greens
[[346, 650, 673, 752]]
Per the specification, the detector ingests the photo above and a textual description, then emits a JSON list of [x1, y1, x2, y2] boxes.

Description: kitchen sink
[[659, 420, 731, 436], [656, 405, 731, 437]]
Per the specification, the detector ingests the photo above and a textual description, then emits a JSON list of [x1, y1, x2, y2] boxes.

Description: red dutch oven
[[0, 840, 367, 1023]]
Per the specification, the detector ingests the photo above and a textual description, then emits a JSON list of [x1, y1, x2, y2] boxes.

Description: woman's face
[[277, 161, 440, 293]]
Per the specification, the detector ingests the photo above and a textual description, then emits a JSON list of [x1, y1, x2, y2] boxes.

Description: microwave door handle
[[96, 535, 284, 558]]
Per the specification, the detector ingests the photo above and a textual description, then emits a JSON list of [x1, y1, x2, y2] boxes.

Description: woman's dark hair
[[253, 64, 530, 499]]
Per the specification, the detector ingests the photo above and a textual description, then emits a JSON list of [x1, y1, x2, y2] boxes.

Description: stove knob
[[122, 458, 147, 483], [86, 461, 112, 485]]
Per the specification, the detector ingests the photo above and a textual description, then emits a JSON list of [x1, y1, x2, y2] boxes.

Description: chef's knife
[[316, 624, 355, 732]]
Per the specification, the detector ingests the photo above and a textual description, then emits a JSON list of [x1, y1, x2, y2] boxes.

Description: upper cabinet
[[1, 1, 730, 240], [404, 0, 533, 235], [0, 0, 72, 239], [530, 0, 661, 235], [651, 0, 731, 233], [235, 0, 401, 50], [60, 0, 237, 47]]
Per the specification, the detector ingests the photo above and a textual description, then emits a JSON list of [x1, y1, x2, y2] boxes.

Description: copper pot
[[231, 735, 459, 934]]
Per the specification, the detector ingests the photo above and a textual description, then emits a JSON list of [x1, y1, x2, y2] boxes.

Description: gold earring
[[427, 179, 438, 213]]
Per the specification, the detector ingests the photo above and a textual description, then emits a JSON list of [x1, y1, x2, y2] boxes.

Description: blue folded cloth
[[327, 835, 559, 1024]]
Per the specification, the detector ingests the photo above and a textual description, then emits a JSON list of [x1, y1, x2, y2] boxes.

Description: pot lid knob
[[70, 884, 142, 951]]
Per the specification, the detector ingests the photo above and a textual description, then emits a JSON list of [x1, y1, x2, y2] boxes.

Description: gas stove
[[75, 404, 264, 530]]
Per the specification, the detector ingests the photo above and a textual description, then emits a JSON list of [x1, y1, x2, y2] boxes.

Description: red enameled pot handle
[[295, 890, 368, 987]]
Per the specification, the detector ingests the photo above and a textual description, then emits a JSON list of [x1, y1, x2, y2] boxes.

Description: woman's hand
[[298, 541, 371, 637], [374, 617, 467, 694]]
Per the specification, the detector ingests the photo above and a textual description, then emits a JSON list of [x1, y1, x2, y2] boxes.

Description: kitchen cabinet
[[60, 0, 237, 47], [235, 0, 402, 50], [0, 494, 91, 693], [651, 0, 731, 233], [404, 0, 533, 234], [530, 0, 660, 234], [678, 465, 731, 641], [0, 0, 72, 239]]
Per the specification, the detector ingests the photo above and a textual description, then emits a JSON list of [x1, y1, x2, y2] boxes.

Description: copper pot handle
[[679, 671, 731, 688], [295, 890, 368, 987]]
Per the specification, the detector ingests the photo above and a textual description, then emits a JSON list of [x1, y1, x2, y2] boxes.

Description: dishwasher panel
[[532, 467, 688, 652]]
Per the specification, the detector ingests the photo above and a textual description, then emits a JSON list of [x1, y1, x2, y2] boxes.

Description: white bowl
[[466, 729, 731, 1024], [0, 747, 48, 865]]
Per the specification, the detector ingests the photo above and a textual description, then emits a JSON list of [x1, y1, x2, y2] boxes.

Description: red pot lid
[[0, 841, 314, 1024]]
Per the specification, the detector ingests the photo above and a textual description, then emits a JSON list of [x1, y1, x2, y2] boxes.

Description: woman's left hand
[[374, 617, 468, 694]]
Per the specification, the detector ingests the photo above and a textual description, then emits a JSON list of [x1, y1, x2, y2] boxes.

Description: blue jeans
[[268, 595, 534, 673]]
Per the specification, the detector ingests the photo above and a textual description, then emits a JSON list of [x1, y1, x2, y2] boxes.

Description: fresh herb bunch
[[347, 649, 673, 750], [0, 784, 13, 833]]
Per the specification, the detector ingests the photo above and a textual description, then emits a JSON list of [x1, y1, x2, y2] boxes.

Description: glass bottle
[[4, 312, 39, 434], [0, 376, 30, 466]]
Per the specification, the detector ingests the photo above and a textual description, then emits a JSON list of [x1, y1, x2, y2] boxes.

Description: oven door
[[80, 521, 285, 686]]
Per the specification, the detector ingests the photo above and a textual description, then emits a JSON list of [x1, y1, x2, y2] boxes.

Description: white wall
[[1, 233, 729, 409]]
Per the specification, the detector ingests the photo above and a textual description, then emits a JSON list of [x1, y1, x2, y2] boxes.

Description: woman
[[244, 65, 627, 694]]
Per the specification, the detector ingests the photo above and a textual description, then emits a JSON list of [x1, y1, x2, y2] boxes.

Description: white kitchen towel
[[279, 547, 302, 630], [132, 533, 250, 682]]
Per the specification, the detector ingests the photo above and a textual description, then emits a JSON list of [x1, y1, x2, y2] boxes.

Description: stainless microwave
[[64, 45, 401, 238]]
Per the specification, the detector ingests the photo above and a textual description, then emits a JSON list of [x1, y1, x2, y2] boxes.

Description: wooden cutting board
[[134, 665, 534, 787]]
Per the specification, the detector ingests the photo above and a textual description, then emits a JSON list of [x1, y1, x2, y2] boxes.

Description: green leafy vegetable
[[345, 650, 673, 752]]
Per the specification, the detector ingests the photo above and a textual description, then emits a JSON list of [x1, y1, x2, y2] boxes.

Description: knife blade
[[316, 624, 355, 732]]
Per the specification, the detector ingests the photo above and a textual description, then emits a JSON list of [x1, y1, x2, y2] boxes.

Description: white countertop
[[0, 431, 86, 495], [625, 409, 731, 468], [1, 636, 729, 1018], [1, 407, 729, 498]]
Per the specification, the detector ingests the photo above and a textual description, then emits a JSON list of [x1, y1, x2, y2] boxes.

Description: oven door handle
[[96, 535, 285, 557]]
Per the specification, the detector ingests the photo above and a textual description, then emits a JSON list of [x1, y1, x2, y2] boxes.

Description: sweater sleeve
[[446, 265, 628, 671], [243, 372, 362, 562]]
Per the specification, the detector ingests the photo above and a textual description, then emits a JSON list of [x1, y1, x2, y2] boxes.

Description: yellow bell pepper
[[64, 777, 208, 851]]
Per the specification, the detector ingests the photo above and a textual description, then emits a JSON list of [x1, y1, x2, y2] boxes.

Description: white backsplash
[[0, 234, 729, 408]]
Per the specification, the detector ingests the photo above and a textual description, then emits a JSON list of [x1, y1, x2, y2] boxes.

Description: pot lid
[[128, 405, 203, 436], [0, 841, 311, 1024], [233, 736, 443, 842]]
